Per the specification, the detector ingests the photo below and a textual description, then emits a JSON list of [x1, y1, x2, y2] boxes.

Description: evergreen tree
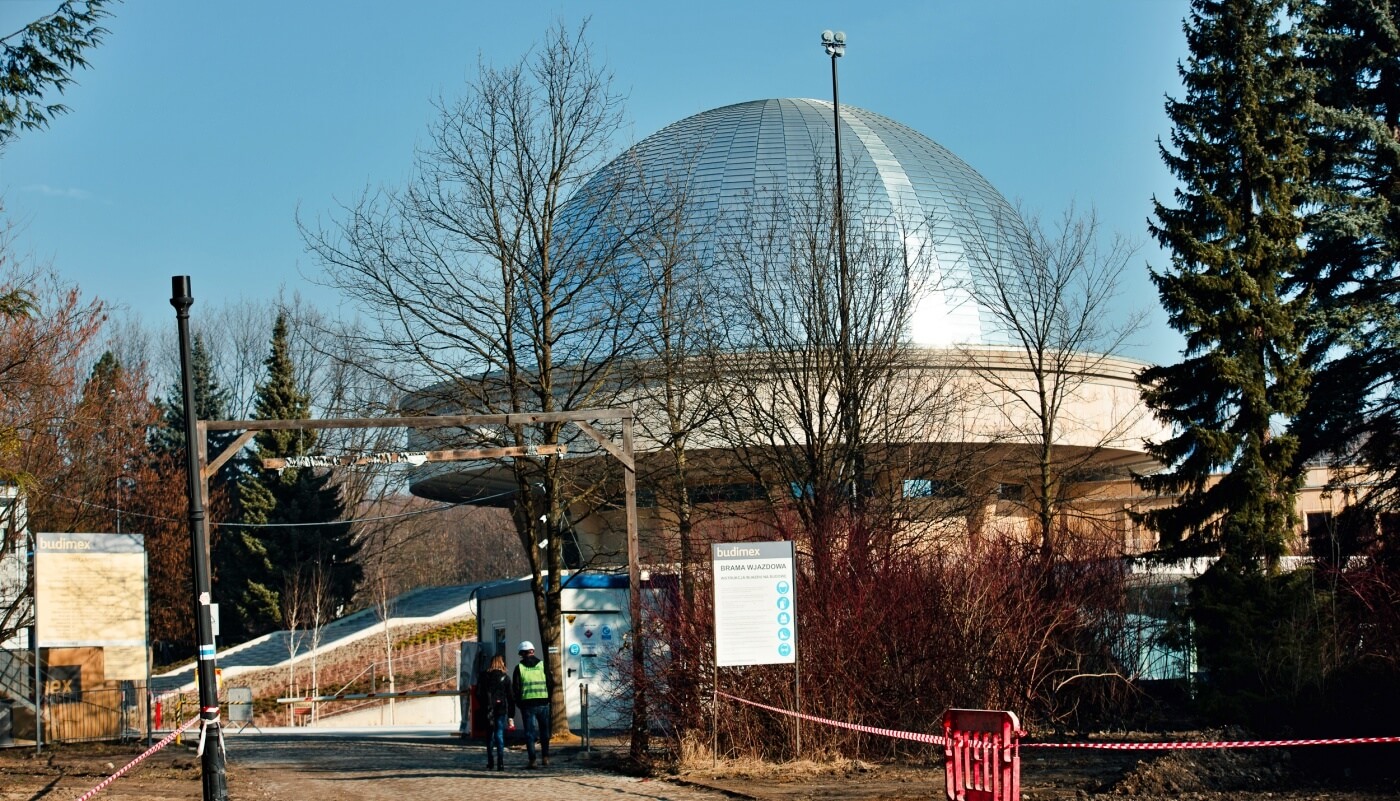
[[1138, 0, 1312, 572], [68, 351, 150, 531], [1295, 0, 1400, 518], [0, 0, 112, 149], [152, 332, 241, 479], [81, 351, 132, 464], [153, 332, 222, 449], [153, 332, 278, 642], [240, 312, 360, 636]]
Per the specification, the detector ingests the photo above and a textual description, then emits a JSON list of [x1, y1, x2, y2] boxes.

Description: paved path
[[226, 730, 739, 801]]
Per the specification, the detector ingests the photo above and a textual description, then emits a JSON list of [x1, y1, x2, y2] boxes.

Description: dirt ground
[[1, 733, 1396, 801], [673, 746, 1400, 800]]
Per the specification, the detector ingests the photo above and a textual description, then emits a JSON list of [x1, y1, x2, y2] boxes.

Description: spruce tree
[[1295, 0, 1400, 519], [0, 0, 112, 149], [82, 351, 131, 461], [1138, 0, 1312, 572], [241, 312, 360, 635], [71, 352, 148, 531], [152, 332, 239, 480], [151, 332, 277, 641]]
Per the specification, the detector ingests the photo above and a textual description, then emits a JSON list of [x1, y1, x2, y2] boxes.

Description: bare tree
[[348, 494, 522, 607], [603, 167, 735, 597], [959, 204, 1146, 558], [102, 312, 155, 385], [302, 21, 662, 743], [149, 292, 337, 422], [280, 571, 306, 726], [709, 171, 979, 556], [370, 566, 397, 724], [0, 258, 112, 648], [303, 561, 334, 724]]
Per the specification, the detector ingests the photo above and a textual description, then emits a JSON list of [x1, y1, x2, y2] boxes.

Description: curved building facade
[[407, 98, 1166, 560]]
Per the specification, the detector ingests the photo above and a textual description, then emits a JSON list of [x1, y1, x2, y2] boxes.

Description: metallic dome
[[563, 98, 1029, 346]]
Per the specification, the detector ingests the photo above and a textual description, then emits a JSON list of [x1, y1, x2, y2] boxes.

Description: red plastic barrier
[[943, 709, 1022, 801], [715, 691, 1398, 801]]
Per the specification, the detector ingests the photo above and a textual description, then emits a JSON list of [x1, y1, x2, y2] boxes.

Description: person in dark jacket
[[478, 653, 514, 770], [512, 640, 551, 768]]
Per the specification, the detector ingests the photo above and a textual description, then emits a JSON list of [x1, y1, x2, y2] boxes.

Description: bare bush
[[641, 523, 1134, 764]]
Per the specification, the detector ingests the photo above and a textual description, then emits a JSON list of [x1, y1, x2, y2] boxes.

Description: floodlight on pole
[[821, 29, 846, 57], [818, 28, 848, 290]]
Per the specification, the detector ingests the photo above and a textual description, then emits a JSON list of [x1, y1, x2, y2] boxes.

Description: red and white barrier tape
[[74, 715, 201, 801], [719, 692, 1400, 752], [1022, 734, 1400, 750], [718, 690, 945, 746]]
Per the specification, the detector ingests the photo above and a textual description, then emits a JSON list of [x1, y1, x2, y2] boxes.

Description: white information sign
[[712, 541, 796, 667]]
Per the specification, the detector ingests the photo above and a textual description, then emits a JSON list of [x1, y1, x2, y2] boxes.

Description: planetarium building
[[408, 98, 1167, 560], [560, 97, 1024, 347]]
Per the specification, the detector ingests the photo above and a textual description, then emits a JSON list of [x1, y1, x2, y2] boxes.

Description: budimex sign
[[711, 540, 796, 667], [34, 532, 147, 680]]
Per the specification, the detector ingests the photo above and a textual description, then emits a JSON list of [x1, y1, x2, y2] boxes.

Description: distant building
[[1, 485, 29, 653], [405, 98, 1352, 564]]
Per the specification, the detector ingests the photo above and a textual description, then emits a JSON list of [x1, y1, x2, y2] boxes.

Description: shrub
[[640, 519, 1136, 763]]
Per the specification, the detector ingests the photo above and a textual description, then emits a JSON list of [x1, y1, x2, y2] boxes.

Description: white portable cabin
[[474, 572, 633, 732]]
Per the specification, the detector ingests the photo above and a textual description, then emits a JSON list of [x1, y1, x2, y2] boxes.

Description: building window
[[1306, 512, 1334, 536], [1306, 511, 1336, 562], [997, 483, 1025, 502], [904, 479, 962, 499], [903, 479, 932, 498], [692, 483, 766, 504]]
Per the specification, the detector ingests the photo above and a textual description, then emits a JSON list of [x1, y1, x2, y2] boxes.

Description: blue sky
[[2, 0, 1189, 364]]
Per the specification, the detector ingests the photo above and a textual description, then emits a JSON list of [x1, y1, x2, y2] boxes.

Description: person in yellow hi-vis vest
[[511, 641, 550, 768]]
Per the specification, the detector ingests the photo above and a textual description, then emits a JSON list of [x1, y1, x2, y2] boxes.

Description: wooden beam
[[574, 420, 633, 469], [203, 409, 633, 432], [259, 444, 567, 471], [202, 430, 256, 481]]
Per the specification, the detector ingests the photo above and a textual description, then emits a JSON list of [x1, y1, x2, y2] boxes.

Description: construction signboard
[[712, 540, 797, 667], [34, 533, 147, 680]]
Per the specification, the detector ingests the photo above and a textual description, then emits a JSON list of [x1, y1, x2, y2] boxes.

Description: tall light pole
[[821, 29, 861, 504], [821, 30, 847, 269], [171, 276, 228, 801]]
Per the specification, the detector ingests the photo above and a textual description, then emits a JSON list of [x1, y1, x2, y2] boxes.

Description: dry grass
[[670, 731, 883, 780]]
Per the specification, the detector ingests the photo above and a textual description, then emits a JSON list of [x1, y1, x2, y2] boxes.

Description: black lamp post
[[171, 276, 228, 801]]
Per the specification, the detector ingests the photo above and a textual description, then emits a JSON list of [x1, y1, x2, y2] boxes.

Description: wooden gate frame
[[195, 408, 646, 756]]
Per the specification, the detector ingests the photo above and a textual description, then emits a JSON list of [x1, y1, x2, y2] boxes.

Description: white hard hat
[[517, 640, 535, 653]]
